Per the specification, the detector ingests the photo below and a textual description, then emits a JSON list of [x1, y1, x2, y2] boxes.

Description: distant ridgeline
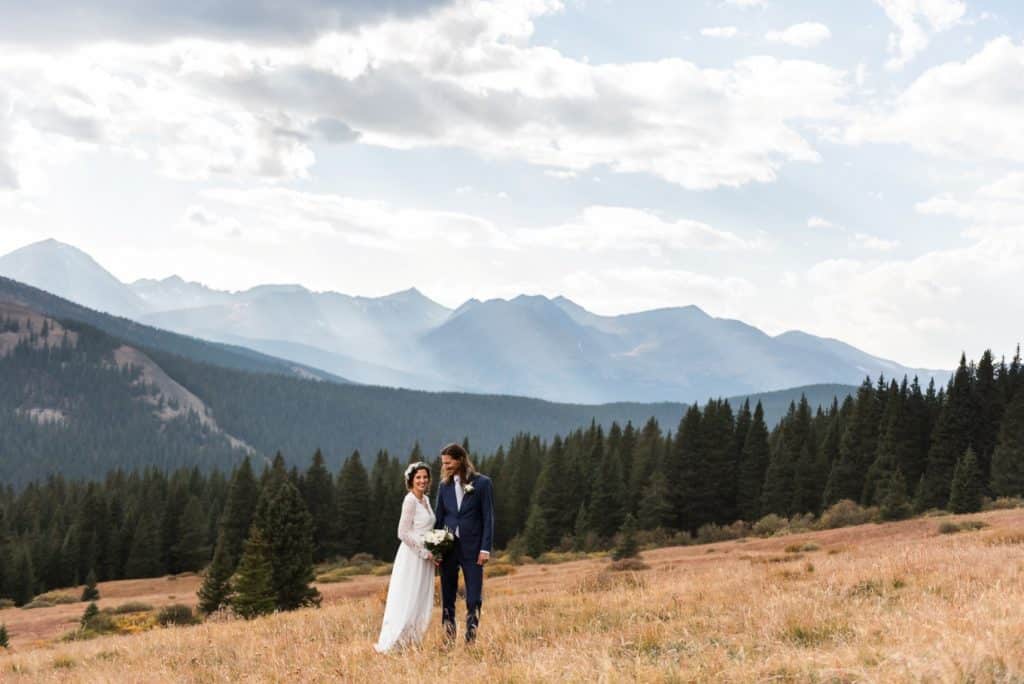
[[0, 282, 849, 486], [0, 347, 1022, 604]]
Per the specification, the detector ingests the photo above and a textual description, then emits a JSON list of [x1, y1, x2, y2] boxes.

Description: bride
[[374, 461, 437, 653]]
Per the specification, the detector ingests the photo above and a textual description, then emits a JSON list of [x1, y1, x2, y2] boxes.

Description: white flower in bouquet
[[423, 528, 455, 560]]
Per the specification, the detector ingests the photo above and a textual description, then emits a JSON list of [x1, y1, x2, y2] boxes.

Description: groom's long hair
[[440, 442, 476, 483]]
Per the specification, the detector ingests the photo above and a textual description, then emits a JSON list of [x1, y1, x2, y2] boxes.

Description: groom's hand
[[477, 552, 489, 566]]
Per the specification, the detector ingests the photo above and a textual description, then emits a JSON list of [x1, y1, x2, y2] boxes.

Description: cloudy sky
[[1, 0, 1022, 368]]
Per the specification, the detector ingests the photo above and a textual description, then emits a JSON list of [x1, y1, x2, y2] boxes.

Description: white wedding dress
[[374, 492, 436, 653]]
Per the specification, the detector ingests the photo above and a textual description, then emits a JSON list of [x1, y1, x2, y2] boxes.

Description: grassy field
[[2, 508, 1023, 682]]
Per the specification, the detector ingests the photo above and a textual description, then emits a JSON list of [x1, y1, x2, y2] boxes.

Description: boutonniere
[[463, 482, 475, 495]]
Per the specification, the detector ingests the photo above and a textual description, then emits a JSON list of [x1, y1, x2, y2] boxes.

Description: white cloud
[[562, 266, 756, 317], [855, 63, 868, 87], [875, 0, 965, 70], [765, 22, 831, 48], [916, 171, 1024, 237], [701, 26, 739, 38], [515, 205, 755, 255], [853, 232, 900, 251], [807, 215, 840, 229], [0, 0, 849, 191], [723, 0, 767, 8], [197, 187, 509, 250], [846, 38, 1024, 163], [800, 190, 1024, 367]]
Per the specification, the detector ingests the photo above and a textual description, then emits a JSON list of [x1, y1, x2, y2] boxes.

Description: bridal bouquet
[[423, 528, 454, 561]]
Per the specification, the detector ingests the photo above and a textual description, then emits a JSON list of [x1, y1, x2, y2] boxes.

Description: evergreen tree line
[[2, 348, 1023, 605]]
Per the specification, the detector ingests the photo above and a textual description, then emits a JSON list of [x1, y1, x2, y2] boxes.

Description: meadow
[[2, 508, 1023, 683]]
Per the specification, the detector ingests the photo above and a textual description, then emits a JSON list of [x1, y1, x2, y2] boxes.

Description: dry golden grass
[[2, 509, 1024, 682]]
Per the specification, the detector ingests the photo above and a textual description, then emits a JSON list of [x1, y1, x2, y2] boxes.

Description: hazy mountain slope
[[0, 276, 344, 382], [0, 239, 146, 317]]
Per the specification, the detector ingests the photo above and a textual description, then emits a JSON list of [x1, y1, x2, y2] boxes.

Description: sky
[[1, 0, 1023, 369]]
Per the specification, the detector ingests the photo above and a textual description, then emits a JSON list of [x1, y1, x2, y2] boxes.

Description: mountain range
[[0, 239, 949, 403], [0, 276, 859, 485]]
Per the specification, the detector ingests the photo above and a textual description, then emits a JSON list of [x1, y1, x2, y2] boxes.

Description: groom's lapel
[[447, 480, 459, 514]]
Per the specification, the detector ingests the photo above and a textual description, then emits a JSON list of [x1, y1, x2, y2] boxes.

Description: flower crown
[[404, 461, 430, 482]]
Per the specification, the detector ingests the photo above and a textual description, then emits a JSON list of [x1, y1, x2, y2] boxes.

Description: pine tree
[[628, 418, 663, 509], [368, 451, 402, 560], [824, 378, 881, 506], [229, 527, 276, 620], [301, 449, 337, 562], [972, 350, 1004, 490], [12, 548, 35, 606], [668, 406, 702, 530], [172, 496, 209, 573], [878, 469, 912, 521], [612, 514, 639, 561], [762, 401, 804, 516], [917, 357, 974, 511], [124, 509, 163, 579], [80, 601, 100, 628], [253, 480, 321, 610], [197, 532, 233, 614], [736, 402, 770, 522], [697, 400, 737, 525], [531, 436, 575, 547], [572, 503, 589, 550], [522, 504, 547, 558], [80, 568, 99, 601], [948, 448, 982, 514], [219, 458, 259, 568], [587, 448, 626, 538], [991, 388, 1024, 498], [637, 471, 673, 530], [160, 480, 189, 574], [335, 451, 370, 558]]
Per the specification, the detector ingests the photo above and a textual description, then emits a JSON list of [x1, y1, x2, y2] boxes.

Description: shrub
[[349, 552, 375, 564], [818, 500, 873, 529], [20, 599, 54, 610], [753, 514, 788, 537], [984, 497, 1024, 511], [33, 591, 78, 605], [485, 564, 516, 578], [696, 521, 749, 544], [81, 569, 100, 602], [574, 571, 647, 594], [0, 623, 9, 648], [0, 599, 15, 609], [111, 602, 153, 614], [612, 514, 639, 560], [156, 604, 199, 627], [939, 519, 989, 535], [608, 558, 650, 572]]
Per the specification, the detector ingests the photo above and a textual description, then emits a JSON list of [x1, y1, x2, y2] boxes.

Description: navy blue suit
[[434, 473, 494, 641]]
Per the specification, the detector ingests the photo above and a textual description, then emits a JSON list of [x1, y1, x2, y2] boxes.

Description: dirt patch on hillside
[[113, 345, 253, 452], [0, 300, 78, 357]]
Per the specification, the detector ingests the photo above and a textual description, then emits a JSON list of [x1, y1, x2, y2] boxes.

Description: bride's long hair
[[440, 442, 476, 483]]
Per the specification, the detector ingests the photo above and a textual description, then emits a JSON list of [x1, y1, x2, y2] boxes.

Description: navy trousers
[[440, 537, 484, 641]]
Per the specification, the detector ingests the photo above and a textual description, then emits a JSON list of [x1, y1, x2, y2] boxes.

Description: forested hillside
[[1, 346, 1019, 605], [0, 300, 693, 484]]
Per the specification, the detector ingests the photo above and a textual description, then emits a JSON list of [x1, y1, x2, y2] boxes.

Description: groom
[[434, 442, 495, 644]]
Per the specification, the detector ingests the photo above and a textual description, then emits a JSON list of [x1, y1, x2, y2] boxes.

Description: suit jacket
[[434, 473, 495, 558]]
